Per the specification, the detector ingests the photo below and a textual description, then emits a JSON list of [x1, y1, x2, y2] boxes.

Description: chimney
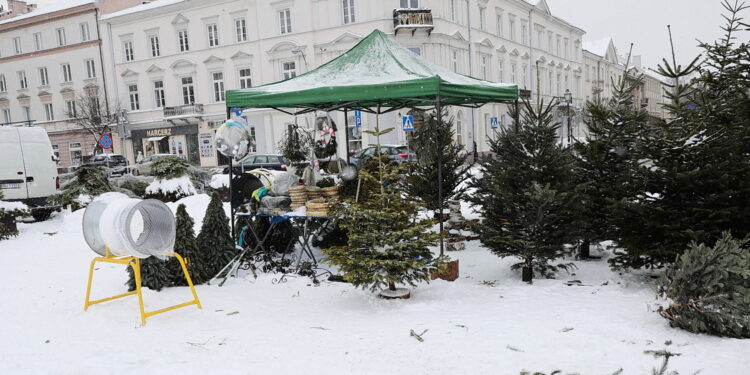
[[0, 0, 37, 21]]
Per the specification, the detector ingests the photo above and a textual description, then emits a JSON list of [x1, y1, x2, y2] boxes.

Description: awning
[[146, 136, 167, 142]]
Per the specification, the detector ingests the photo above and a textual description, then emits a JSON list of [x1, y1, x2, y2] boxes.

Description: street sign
[[354, 110, 362, 127], [99, 134, 113, 150], [402, 115, 415, 131], [490, 117, 499, 130]]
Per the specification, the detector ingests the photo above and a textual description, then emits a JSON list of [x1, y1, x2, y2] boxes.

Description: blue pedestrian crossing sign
[[402, 115, 415, 131], [354, 110, 362, 127], [490, 117, 499, 130]]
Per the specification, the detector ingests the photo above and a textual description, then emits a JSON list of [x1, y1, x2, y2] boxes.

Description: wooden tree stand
[[379, 288, 411, 299], [84, 251, 202, 325], [431, 259, 460, 282]]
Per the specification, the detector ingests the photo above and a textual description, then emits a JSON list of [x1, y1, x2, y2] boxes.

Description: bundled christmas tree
[[405, 110, 470, 213], [612, 2, 750, 269], [126, 256, 171, 292], [144, 156, 196, 202], [196, 192, 238, 281], [658, 232, 750, 338], [572, 49, 649, 258], [49, 166, 114, 210], [167, 204, 205, 285], [324, 119, 445, 298], [468, 100, 577, 281]]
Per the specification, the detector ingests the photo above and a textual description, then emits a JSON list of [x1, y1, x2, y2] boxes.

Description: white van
[[0, 126, 59, 205]]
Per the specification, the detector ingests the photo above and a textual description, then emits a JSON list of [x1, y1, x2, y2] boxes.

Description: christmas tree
[[572, 48, 649, 258], [196, 192, 238, 281], [324, 115, 445, 297], [167, 204, 205, 285], [405, 110, 470, 213], [468, 99, 577, 281], [612, 2, 750, 268]]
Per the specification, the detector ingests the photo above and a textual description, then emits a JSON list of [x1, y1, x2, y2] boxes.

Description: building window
[[66, 100, 77, 118], [342, 0, 355, 24], [212, 72, 225, 102], [181, 76, 195, 104], [564, 39, 569, 59], [23, 106, 31, 121], [522, 21, 528, 44], [235, 18, 247, 42], [2, 109, 10, 124], [456, 110, 464, 145], [547, 32, 553, 53], [62, 64, 72, 83], [128, 84, 140, 111], [523, 64, 528, 88], [279, 9, 292, 34], [548, 71, 553, 95], [509, 16, 516, 41], [33, 32, 43, 51], [400, 0, 419, 8], [496, 13, 503, 37], [56, 28, 66, 46], [207, 24, 219, 47], [39, 67, 49, 86], [238, 68, 252, 89], [123, 41, 134, 62], [249, 126, 257, 152], [80, 23, 90, 42], [480, 56, 488, 80], [18, 71, 27, 89], [498, 59, 504, 81], [44, 103, 54, 121], [556, 36, 561, 56], [51, 145, 59, 160], [70, 143, 82, 166], [408, 47, 421, 55], [452, 50, 458, 72], [510, 62, 516, 83], [13, 37, 22, 54], [178, 30, 189, 52], [479, 7, 486, 30], [154, 80, 165, 108], [149, 35, 160, 57], [85, 59, 96, 79], [282, 61, 297, 80], [0, 75, 6, 92]]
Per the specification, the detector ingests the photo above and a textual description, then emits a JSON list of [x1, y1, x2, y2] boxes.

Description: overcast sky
[[16, 0, 749, 70]]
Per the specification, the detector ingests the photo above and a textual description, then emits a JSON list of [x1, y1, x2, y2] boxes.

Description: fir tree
[[196, 192, 238, 281], [405, 111, 470, 213], [572, 48, 649, 258], [468, 99, 577, 281], [324, 114, 445, 295], [613, 2, 750, 268], [49, 166, 114, 209], [126, 256, 171, 291], [657, 232, 750, 338], [167, 204, 204, 285]]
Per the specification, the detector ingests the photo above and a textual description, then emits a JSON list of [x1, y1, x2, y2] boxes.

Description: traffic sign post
[[490, 117, 499, 130], [354, 110, 362, 127], [402, 115, 415, 132], [99, 134, 113, 150]]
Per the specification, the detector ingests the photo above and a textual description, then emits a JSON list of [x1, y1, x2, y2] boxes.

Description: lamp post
[[563, 89, 573, 145]]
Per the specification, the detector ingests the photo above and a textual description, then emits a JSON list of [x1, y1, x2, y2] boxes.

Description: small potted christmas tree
[[196, 192, 238, 281]]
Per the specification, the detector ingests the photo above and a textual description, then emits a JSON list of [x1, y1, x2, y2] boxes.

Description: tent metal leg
[[436, 96, 444, 256]]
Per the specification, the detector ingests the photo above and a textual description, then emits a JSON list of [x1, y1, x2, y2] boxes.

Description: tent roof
[[226, 30, 518, 113]]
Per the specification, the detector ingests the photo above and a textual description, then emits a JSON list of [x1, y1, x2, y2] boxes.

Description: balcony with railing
[[393, 8, 434, 36], [164, 104, 204, 119]]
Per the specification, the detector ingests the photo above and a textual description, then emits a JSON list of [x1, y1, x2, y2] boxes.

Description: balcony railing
[[163, 104, 204, 118], [393, 9, 434, 36], [0, 120, 35, 127]]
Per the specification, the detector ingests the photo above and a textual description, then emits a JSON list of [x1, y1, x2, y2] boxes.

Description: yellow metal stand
[[84, 250, 202, 325]]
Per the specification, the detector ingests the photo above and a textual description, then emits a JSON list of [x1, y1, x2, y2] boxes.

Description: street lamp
[[563, 89, 573, 145]]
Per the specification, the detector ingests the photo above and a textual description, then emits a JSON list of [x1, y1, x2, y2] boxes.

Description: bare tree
[[64, 89, 121, 154]]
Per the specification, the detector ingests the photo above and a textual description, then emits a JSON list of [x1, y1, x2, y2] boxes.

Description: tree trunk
[[580, 239, 591, 259], [522, 257, 533, 283], [389, 282, 396, 291]]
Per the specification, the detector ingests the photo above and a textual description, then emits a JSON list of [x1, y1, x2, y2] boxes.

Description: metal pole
[[466, 0, 478, 162], [226, 107, 235, 240], [344, 108, 350, 163], [514, 99, 520, 132], [567, 104, 571, 145], [436, 96, 444, 256]]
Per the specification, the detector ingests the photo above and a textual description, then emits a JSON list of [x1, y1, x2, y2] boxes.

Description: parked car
[[348, 145, 416, 170], [81, 154, 129, 176], [223, 154, 289, 174], [131, 154, 179, 176], [0, 126, 59, 216]]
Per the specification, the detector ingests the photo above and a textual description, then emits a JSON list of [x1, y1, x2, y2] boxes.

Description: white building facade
[[99, 0, 661, 167]]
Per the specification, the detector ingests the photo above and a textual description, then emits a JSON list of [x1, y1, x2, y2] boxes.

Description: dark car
[[348, 145, 416, 170], [223, 154, 289, 174], [81, 154, 129, 176]]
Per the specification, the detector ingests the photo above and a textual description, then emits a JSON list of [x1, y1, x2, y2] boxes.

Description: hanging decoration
[[314, 113, 338, 159], [216, 119, 254, 162]]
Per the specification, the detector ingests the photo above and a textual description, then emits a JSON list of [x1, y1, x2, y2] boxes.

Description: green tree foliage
[[612, 2, 750, 268], [49, 166, 114, 210], [325, 121, 445, 293], [468, 100, 576, 280], [127, 256, 171, 292], [405, 111, 470, 212], [572, 52, 650, 256], [278, 124, 309, 163], [658, 232, 750, 338], [150, 156, 190, 179], [196, 192, 237, 281], [168, 204, 205, 285]]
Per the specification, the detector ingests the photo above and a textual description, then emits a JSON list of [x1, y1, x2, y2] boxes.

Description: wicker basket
[[306, 210, 330, 217], [306, 198, 329, 211]]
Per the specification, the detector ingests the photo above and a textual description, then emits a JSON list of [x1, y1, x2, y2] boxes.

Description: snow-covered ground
[[0, 194, 747, 374]]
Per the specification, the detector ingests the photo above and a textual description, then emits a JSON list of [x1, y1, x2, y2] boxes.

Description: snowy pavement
[[0, 195, 747, 374]]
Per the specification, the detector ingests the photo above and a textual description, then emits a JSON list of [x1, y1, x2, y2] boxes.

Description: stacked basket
[[289, 186, 307, 211], [305, 186, 322, 200], [306, 198, 330, 217], [321, 186, 340, 201]]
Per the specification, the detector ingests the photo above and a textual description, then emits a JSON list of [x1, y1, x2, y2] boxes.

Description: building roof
[[0, 0, 94, 26], [101, 0, 188, 20]]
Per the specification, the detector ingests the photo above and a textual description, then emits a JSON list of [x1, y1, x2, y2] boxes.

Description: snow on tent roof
[[226, 29, 518, 111], [0, 0, 93, 26], [583, 38, 613, 57]]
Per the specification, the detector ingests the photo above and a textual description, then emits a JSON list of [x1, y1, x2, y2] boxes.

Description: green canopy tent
[[225, 29, 519, 253]]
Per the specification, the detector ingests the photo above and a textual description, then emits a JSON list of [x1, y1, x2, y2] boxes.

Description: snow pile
[[146, 175, 197, 197], [209, 174, 229, 189], [0, 201, 28, 212]]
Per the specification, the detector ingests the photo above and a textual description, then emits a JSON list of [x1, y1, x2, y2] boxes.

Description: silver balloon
[[216, 120, 254, 161]]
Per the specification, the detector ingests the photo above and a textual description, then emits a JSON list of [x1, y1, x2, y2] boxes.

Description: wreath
[[314, 123, 338, 159]]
